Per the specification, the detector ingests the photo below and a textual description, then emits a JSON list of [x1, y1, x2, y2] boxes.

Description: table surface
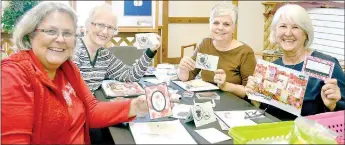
[[94, 77, 281, 144]]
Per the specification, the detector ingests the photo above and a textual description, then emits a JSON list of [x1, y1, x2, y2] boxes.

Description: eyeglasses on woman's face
[[91, 22, 118, 34], [35, 28, 76, 41]]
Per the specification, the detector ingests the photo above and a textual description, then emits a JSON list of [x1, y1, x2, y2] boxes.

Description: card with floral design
[[248, 59, 309, 116], [102, 80, 145, 99], [145, 83, 173, 119], [302, 56, 335, 81]]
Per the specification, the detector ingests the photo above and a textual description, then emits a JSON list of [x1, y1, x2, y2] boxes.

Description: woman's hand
[[245, 76, 261, 107], [179, 56, 196, 72], [128, 95, 149, 117], [244, 76, 256, 95], [321, 78, 341, 111], [149, 34, 162, 52], [214, 69, 226, 88]]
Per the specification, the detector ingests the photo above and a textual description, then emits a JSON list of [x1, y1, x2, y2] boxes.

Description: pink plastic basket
[[306, 110, 345, 144]]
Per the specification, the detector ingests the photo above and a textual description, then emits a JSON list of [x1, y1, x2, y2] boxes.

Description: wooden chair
[[180, 43, 197, 58], [107, 46, 146, 65]]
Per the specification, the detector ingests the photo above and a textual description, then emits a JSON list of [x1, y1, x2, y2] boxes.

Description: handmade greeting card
[[248, 59, 309, 116], [184, 101, 216, 127], [196, 53, 219, 71], [302, 56, 335, 81], [135, 33, 160, 49], [145, 83, 173, 119]]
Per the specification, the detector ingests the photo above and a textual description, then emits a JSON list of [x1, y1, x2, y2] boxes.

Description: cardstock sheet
[[195, 128, 232, 144], [129, 120, 197, 144]]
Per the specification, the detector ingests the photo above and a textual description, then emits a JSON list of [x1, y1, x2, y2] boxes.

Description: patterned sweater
[[73, 38, 156, 92]]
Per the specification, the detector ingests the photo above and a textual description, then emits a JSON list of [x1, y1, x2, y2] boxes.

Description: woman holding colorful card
[[245, 4, 345, 120], [178, 3, 257, 98]]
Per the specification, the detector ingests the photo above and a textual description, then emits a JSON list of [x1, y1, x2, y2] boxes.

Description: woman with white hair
[[1, 2, 149, 144], [178, 3, 257, 99], [245, 4, 345, 120], [72, 3, 161, 93]]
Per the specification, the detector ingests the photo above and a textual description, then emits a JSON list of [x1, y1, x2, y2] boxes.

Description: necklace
[[282, 50, 306, 69]]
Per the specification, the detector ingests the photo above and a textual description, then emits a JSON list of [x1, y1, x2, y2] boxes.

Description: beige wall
[[237, 1, 265, 53], [167, 1, 234, 58], [167, 1, 265, 58]]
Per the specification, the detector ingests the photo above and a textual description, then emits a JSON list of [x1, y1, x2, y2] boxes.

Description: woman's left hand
[[149, 34, 162, 52], [214, 69, 226, 87], [321, 78, 341, 111]]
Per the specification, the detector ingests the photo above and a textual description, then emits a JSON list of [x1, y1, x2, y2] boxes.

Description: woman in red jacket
[[1, 2, 149, 144]]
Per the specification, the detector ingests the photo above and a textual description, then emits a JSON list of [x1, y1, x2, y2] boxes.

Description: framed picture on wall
[[124, 0, 152, 16]]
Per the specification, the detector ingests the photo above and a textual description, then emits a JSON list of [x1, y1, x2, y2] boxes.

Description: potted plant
[[2, 0, 39, 33], [1, 1, 38, 59]]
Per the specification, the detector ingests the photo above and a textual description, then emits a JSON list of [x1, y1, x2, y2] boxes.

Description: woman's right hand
[[245, 76, 261, 107], [245, 76, 256, 95], [178, 56, 196, 72]]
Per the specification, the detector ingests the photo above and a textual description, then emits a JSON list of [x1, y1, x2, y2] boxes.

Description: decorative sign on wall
[[124, 0, 152, 16]]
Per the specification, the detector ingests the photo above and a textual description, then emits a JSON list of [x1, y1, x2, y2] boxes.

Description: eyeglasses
[[91, 22, 118, 33], [244, 108, 267, 119], [35, 29, 76, 40]]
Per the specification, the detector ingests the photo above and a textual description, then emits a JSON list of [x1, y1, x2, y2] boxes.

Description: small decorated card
[[145, 83, 173, 119], [184, 101, 217, 128], [196, 53, 219, 71], [248, 59, 309, 116], [302, 56, 335, 81], [135, 33, 160, 49], [196, 92, 220, 100]]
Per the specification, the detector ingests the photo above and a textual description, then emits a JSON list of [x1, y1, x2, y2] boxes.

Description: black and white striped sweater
[[72, 38, 155, 92]]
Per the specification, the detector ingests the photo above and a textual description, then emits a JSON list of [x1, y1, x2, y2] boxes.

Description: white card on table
[[172, 103, 192, 119], [302, 56, 335, 81], [195, 128, 232, 144], [196, 53, 219, 71], [184, 101, 217, 128]]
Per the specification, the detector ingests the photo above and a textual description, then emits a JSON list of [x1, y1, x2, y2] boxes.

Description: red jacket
[[1, 50, 134, 144]]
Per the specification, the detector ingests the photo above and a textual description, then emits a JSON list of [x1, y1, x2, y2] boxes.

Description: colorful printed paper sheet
[[248, 59, 309, 116]]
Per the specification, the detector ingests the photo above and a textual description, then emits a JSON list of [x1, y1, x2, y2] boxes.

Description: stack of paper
[[172, 79, 219, 92], [214, 110, 261, 129], [129, 120, 197, 144]]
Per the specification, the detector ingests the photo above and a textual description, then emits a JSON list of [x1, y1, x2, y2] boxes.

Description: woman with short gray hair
[[72, 3, 161, 93], [178, 3, 257, 99], [245, 4, 345, 121], [1, 2, 149, 144]]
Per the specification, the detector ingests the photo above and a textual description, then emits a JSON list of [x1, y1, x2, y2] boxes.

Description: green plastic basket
[[228, 121, 294, 144]]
